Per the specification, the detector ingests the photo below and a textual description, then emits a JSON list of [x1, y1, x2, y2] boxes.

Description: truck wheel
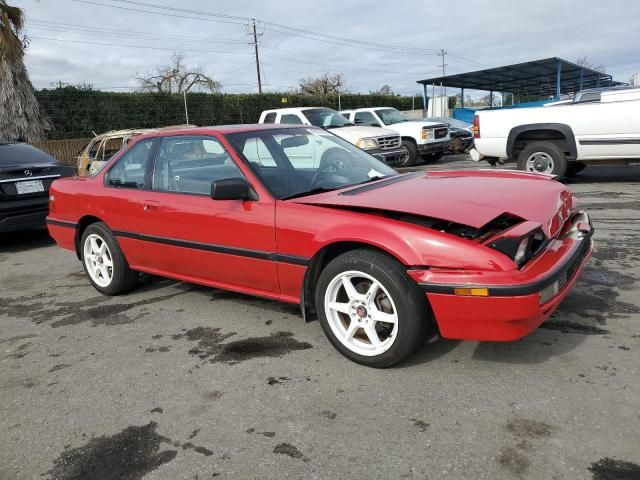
[[399, 140, 417, 167], [517, 142, 567, 177], [315, 249, 431, 368], [566, 162, 587, 176]]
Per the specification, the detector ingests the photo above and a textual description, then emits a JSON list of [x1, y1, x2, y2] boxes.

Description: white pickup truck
[[470, 86, 640, 176], [258, 107, 409, 166], [341, 107, 450, 166]]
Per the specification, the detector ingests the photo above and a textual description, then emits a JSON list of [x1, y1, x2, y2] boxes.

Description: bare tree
[[136, 53, 222, 94], [575, 56, 606, 74], [377, 84, 393, 95], [298, 73, 345, 95], [0, 1, 50, 142]]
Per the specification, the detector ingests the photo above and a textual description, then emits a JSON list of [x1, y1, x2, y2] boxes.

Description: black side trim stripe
[[113, 230, 309, 266], [340, 172, 423, 196], [579, 138, 640, 145], [46, 218, 77, 228], [421, 234, 593, 297]]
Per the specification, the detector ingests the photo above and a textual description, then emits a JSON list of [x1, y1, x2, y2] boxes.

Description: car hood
[[330, 125, 399, 139], [290, 170, 574, 238]]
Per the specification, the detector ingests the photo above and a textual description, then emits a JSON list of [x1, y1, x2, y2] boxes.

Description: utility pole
[[252, 19, 262, 94], [438, 49, 448, 115]]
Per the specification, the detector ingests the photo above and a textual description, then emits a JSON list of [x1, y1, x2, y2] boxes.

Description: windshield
[[302, 108, 352, 128], [375, 108, 408, 125], [226, 127, 397, 199]]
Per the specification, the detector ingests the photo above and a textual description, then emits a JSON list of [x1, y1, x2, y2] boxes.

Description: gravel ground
[[1, 155, 639, 480]]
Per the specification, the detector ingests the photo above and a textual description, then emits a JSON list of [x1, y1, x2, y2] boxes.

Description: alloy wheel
[[324, 270, 399, 357], [83, 233, 114, 287]]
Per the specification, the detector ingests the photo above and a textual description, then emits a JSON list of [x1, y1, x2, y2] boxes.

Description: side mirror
[[211, 177, 257, 201]]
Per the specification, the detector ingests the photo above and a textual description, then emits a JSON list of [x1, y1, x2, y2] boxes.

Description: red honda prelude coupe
[[47, 124, 593, 367]]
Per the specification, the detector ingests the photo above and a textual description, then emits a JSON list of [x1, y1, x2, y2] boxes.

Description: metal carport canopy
[[417, 57, 619, 97]]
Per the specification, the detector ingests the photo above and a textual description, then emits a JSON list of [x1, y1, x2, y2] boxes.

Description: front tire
[[81, 222, 138, 295], [399, 140, 418, 167], [315, 249, 430, 368], [517, 142, 567, 177]]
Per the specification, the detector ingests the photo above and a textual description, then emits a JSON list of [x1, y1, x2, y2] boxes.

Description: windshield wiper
[[281, 186, 338, 200], [356, 175, 390, 185]]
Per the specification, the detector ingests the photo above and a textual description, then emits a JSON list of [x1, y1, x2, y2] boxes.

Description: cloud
[[16, 0, 640, 94]]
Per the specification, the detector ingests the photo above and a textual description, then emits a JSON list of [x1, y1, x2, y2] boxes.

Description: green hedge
[[35, 89, 421, 139]]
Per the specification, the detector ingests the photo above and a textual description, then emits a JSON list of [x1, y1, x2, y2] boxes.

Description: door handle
[[143, 200, 160, 211]]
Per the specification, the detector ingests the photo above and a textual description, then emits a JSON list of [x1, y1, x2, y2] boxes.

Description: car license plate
[[16, 179, 44, 194]]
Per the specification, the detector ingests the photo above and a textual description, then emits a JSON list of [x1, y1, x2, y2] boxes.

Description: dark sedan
[[0, 143, 75, 233], [426, 117, 474, 153]]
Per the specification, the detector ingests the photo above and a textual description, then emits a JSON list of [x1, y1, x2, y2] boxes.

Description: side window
[[88, 139, 101, 160], [263, 112, 277, 124], [354, 111, 379, 126], [103, 137, 124, 161], [152, 136, 244, 195], [105, 139, 154, 189], [280, 114, 303, 125]]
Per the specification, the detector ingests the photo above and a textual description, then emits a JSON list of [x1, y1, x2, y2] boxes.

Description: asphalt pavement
[[1, 155, 639, 479]]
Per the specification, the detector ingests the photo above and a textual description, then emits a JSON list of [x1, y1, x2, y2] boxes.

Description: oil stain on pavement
[[273, 443, 309, 462], [46, 421, 215, 479], [589, 457, 640, 479], [173, 328, 312, 364], [0, 290, 189, 328], [46, 422, 178, 480], [497, 417, 554, 477]]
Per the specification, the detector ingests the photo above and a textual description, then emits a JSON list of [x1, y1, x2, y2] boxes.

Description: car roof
[[133, 123, 320, 140], [262, 107, 337, 114]]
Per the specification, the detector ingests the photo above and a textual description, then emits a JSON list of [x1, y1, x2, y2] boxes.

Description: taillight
[[49, 194, 55, 213], [473, 115, 480, 138]]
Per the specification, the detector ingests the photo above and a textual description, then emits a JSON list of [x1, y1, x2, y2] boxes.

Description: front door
[[136, 135, 279, 296]]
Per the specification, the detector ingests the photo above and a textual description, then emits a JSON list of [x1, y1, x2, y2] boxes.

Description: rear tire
[[81, 222, 138, 295], [399, 140, 417, 167], [517, 142, 567, 177], [315, 249, 430, 368]]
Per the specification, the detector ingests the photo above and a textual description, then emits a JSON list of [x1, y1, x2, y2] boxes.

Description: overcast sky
[[13, 0, 640, 95]]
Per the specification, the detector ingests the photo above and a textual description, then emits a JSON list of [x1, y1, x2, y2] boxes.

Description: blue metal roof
[[417, 57, 621, 96]]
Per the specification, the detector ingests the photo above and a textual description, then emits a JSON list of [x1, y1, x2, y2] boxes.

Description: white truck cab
[[258, 107, 409, 166], [471, 86, 640, 177], [341, 107, 451, 166]]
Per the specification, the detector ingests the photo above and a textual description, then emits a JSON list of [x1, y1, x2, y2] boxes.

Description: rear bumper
[[0, 197, 49, 232], [417, 141, 450, 155], [369, 147, 410, 166], [46, 217, 77, 252], [410, 216, 594, 341]]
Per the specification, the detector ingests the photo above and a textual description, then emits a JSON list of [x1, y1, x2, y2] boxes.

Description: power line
[[68, 0, 443, 56], [27, 35, 254, 55], [28, 19, 248, 45]]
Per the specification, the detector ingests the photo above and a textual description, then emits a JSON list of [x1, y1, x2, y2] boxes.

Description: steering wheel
[[310, 148, 350, 189]]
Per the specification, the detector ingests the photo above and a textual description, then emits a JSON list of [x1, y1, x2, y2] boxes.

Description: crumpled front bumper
[[409, 212, 594, 341]]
